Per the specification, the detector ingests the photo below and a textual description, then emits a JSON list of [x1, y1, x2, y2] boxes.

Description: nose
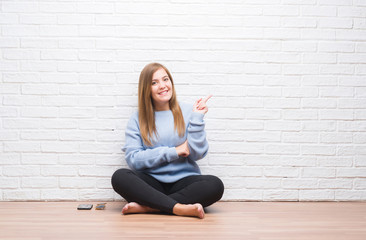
[[158, 81, 166, 89]]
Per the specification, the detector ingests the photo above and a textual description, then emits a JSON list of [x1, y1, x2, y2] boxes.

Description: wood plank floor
[[1, 201, 366, 240]]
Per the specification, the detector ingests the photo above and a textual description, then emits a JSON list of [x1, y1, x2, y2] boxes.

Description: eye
[[152, 81, 157, 85], [164, 78, 169, 81]]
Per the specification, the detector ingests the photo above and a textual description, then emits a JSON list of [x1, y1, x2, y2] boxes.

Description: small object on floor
[[95, 203, 106, 210], [77, 204, 93, 210]]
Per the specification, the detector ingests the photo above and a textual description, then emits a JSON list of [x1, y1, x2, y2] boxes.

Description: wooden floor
[[1, 202, 366, 240]]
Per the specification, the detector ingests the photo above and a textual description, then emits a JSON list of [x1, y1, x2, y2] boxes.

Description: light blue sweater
[[122, 102, 208, 183]]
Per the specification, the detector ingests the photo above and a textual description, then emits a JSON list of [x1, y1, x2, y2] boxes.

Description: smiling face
[[150, 68, 173, 111]]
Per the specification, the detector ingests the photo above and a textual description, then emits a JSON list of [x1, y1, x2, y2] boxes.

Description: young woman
[[111, 63, 224, 219]]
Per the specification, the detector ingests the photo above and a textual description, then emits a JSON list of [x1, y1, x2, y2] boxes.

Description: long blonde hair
[[138, 63, 185, 146]]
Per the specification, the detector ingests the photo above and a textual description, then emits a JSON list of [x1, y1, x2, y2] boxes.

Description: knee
[[207, 175, 225, 201], [111, 168, 133, 189]]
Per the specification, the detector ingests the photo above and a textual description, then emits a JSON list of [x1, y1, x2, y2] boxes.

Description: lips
[[158, 90, 169, 95]]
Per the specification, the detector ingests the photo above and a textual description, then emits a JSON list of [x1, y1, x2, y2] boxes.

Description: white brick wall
[[1, 0, 366, 202]]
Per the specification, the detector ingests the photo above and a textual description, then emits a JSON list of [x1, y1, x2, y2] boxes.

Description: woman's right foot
[[122, 202, 160, 215], [173, 203, 205, 219]]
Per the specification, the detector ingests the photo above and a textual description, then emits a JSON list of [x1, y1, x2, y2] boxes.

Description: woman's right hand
[[175, 140, 190, 157]]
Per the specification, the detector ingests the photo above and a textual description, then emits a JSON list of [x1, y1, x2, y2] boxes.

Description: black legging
[[111, 168, 224, 213]]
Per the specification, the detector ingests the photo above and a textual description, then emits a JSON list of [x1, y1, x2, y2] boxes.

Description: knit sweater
[[122, 102, 208, 183]]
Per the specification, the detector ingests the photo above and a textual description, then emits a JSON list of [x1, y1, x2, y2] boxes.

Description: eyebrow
[[152, 75, 169, 81]]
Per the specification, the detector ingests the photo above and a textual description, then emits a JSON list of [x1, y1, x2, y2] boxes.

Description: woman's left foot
[[122, 202, 160, 215]]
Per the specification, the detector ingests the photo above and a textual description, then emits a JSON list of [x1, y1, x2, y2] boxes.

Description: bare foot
[[173, 203, 205, 219], [122, 202, 160, 215]]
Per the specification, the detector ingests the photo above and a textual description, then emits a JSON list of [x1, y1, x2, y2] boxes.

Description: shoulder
[[126, 111, 139, 129], [179, 101, 193, 113]]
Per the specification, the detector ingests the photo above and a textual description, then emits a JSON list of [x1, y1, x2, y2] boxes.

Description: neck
[[154, 102, 170, 111]]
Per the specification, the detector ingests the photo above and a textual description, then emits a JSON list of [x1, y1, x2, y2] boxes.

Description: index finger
[[202, 94, 213, 103]]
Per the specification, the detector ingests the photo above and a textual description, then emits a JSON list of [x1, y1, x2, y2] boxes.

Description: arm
[[187, 111, 209, 161], [122, 116, 180, 171]]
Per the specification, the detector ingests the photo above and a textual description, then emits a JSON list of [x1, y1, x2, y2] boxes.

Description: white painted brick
[[59, 85, 96, 95], [41, 189, 78, 201], [318, 157, 353, 167], [59, 130, 95, 141], [40, 26, 78, 37], [3, 166, 40, 177], [299, 190, 335, 201], [21, 131, 58, 140], [283, 64, 319, 75], [79, 143, 124, 154], [208, 154, 245, 166], [41, 166, 78, 177], [320, 133, 353, 143], [264, 167, 299, 177], [319, 87, 354, 97], [4, 143, 40, 153], [58, 14, 94, 25], [283, 110, 318, 120], [280, 156, 317, 167], [79, 190, 115, 201], [78, 97, 115, 107], [319, 179, 353, 189], [354, 179, 366, 189], [354, 133, 366, 143], [356, 43, 366, 52], [21, 107, 58, 118], [96, 178, 113, 189], [79, 166, 116, 177], [40, 119, 78, 129], [265, 120, 301, 131], [41, 142, 78, 153], [58, 62, 96, 73], [301, 6, 336, 16], [1, 0, 366, 202], [0, 178, 19, 189], [3, 73, 40, 83], [355, 156, 366, 167], [337, 168, 366, 178], [263, 190, 299, 201], [41, 50, 78, 61], [319, 110, 354, 120], [3, 119, 40, 129], [59, 154, 97, 165], [224, 189, 262, 201], [318, 41, 354, 52], [282, 179, 318, 189], [302, 121, 336, 131], [338, 7, 366, 17], [0, 107, 18, 117], [246, 110, 281, 120], [301, 145, 336, 156], [302, 99, 337, 109], [245, 178, 282, 189], [355, 88, 366, 98], [0, 38, 19, 48], [318, 18, 353, 29], [265, 144, 300, 155], [0, 131, 18, 141], [302, 167, 336, 178], [282, 132, 318, 143], [335, 190, 366, 200], [21, 177, 58, 188], [301, 29, 336, 40], [59, 39, 95, 49], [21, 154, 58, 165], [247, 87, 282, 97], [22, 84, 59, 95], [3, 190, 41, 201]]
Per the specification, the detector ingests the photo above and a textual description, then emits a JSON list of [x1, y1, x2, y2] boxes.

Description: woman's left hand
[[193, 95, 212, 115]]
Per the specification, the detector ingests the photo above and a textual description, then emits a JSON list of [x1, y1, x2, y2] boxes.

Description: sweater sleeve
[[187, 111, 209, 161], [122, 115, 180, 171]]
